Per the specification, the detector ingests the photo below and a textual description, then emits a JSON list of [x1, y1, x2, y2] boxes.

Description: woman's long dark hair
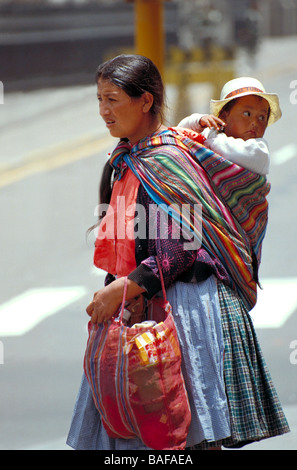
[[89, 54, 165, 234]]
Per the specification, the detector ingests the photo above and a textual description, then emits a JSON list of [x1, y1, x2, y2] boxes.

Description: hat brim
[[210, 91, 282, 126]]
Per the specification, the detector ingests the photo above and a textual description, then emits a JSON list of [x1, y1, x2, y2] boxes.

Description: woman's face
[[221, 95, 270, 141], [97, 78, 154, 145]]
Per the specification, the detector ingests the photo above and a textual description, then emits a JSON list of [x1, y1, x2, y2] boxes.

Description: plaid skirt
[[190, 281, 290, 449]]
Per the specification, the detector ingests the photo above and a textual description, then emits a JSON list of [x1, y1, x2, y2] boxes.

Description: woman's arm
[[86, 276, 145, 324]]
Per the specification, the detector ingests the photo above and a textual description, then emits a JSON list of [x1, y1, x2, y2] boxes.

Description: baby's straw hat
[[210, 77, 282, 126]]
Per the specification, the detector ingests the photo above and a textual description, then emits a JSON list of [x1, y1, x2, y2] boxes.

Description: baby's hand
[[200, 114, 225, 131]]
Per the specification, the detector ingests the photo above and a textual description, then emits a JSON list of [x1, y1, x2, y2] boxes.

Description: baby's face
[[221, 95, 270, 141]]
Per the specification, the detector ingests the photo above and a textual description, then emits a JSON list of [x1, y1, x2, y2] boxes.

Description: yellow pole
[[134, 0, 165, 76]]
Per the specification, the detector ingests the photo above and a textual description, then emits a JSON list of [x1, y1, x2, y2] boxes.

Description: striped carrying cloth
[[109, 129, 270, 311]]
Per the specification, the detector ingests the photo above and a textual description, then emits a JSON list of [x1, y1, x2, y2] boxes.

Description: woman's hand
[[86, 277, 145, 324], [86, 281, 123, 324]]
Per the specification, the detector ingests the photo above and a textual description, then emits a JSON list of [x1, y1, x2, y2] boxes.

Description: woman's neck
[[129, 120, 167, 146]]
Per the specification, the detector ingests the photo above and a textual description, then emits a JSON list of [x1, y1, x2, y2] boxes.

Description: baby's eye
[[243, 110, 251, 117], [259, 115, 266, 121]]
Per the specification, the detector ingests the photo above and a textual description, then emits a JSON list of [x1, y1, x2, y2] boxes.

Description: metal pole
[[135, 0, 165, 76]]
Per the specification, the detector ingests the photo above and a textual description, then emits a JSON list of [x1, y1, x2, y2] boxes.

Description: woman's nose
[[99, 102, 110, 117]]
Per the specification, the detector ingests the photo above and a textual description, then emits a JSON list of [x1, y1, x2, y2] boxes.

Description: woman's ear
[[142, 92, 154, 113]]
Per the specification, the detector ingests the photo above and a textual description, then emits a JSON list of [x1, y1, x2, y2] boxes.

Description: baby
[[178, 77, 282, 175]]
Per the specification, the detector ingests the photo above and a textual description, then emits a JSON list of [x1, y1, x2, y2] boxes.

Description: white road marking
[[272, 144, 297, 166], [250, 278, 297, 328], [0, 286, 87, 337]]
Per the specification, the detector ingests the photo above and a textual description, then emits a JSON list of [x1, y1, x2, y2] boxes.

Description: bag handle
[[119, 276, 128, 322]]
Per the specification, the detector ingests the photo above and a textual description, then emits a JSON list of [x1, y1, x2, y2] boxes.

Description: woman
[[67, 54, 289, 450]]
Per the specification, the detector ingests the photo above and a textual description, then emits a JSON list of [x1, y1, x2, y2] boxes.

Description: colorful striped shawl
[[109, 129, 270, 311]]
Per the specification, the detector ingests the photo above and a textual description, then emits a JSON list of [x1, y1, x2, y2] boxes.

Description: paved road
[[0, 36, 297, 451]]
